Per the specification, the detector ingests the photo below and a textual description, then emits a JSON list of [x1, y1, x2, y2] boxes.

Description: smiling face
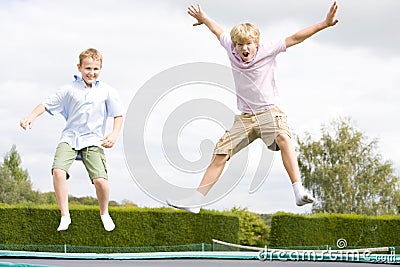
[[235, 39, 258, 63], [77, 57, 102, 88]]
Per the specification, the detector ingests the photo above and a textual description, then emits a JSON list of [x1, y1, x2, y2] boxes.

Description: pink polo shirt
[[220, 31, 286, 114]]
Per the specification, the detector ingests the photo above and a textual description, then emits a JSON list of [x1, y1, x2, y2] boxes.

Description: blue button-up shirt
[[43, 75, 124, 150]]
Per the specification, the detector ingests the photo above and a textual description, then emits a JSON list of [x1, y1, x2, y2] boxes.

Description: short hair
[[79, 48, 103, 67], [230, 23, 260, 46]]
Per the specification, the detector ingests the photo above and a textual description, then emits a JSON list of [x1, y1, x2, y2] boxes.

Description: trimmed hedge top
[[270, 212, 400, 248], [0, 205, 239, 247]]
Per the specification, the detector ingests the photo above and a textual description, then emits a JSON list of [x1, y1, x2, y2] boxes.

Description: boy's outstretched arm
[[285, 1, 339, 48], [19, 103, 46, 130], [187, 4, 223, 40]]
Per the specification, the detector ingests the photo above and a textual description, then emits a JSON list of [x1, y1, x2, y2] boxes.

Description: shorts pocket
[[275, 115, 288, 129], [100, 153, 108, 174]]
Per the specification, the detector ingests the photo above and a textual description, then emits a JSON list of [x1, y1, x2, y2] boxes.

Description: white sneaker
[[101, 213, 115, 231], [166, 191, 204, 214], [57, 215, 71, 231], [296, 193, 315, 206]]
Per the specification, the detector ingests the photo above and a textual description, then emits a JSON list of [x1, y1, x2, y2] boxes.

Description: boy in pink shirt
[[168, 2, 339, 213]]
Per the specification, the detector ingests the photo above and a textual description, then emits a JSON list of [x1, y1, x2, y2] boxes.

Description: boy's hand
[[188, 4, 207, 26], [324, 1, 339, 27], [187, 3, 223, 40], [19, 117, 34, 130], [101, 133, 118, 148]]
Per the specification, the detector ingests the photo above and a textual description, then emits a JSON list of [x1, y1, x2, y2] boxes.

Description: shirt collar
[[74, 75, 100, 87]]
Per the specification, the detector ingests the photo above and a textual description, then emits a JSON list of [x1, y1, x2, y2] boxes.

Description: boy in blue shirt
[[20, 48, 124, 231]]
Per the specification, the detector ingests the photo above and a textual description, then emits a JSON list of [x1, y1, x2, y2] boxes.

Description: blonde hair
[[230, 23, 260, 46], [79, 48, 103, 67]]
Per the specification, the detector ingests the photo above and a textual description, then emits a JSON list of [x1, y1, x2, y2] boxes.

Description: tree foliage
[[230, 206, 270, 246], [296, 117, 400, 215], [0, 145, 39, 204]]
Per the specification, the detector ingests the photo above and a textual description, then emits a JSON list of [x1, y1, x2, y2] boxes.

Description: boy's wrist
[[319, 21, 330, 30]]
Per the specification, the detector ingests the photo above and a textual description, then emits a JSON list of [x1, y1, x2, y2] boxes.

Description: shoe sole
[[166, 200, 200, 214], [296, 196, 315, 206]]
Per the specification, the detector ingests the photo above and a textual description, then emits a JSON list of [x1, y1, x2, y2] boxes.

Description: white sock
[[293, 181, 315, 206], [173, 190, 204, 206], [101, 213, 115, 232], [193, 190, 205, 202], [57, 215, 71, 231], [166, 190, 204, 214], [292, 181, 305, 200]]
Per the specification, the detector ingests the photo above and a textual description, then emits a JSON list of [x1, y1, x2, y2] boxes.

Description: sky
[[1, 0, 399, 214]]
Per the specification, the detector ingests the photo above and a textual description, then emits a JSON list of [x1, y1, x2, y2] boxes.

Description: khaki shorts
[[52, 142, 108, 182], [214, 106, 292, 158]]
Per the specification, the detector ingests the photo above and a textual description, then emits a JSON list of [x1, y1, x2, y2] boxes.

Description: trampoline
[[1, 247, 399, 267]]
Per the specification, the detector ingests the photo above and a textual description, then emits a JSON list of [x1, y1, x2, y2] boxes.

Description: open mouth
[[243, 52, 249, 57]]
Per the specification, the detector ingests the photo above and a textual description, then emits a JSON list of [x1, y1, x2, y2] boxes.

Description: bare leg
[[93, 178, 115, 231], [276, 134, 314, 206], [93, 178, 110, 215], [52, 168, 69, 216], [275, 134, 300, 184], [53, 168, 71, 231], [197, 154, 230, 196], [166, 154, 229, 214]]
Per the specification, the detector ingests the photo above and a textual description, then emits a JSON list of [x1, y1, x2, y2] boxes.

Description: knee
[[52, 168, 66, 179], [211, 154, 229, 168], [276, 134, 291, 147], [93, 178, 109, 188]]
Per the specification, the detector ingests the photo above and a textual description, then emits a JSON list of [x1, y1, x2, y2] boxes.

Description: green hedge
[[269, 212, 400, 248], [0, 205, 239, 247]]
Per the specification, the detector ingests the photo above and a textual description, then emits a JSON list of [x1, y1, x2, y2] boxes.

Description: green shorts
[[52, 142, 108, 182]]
